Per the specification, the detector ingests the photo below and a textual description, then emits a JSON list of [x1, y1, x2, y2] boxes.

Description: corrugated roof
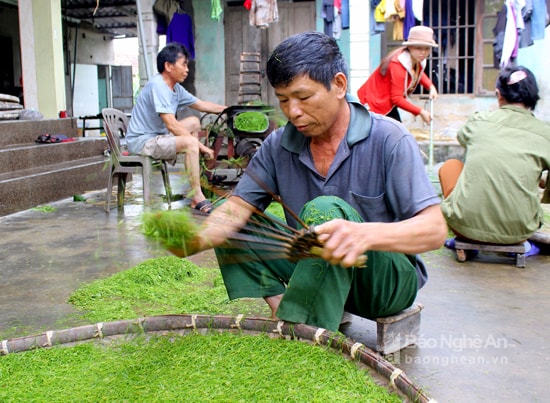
[[63, 0, 138, 38]]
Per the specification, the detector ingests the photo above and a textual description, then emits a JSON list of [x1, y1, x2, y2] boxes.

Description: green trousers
[[214, 196, 418, 331]]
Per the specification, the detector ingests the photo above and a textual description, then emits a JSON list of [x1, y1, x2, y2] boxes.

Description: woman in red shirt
[[357, 25, 439, 124]]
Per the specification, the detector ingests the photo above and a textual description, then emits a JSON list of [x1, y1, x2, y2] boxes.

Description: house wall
[[192, 0, 225, 105], [63, 27, 117, 120], [518, 25, 550, 122], [65, 27, 115, 66]]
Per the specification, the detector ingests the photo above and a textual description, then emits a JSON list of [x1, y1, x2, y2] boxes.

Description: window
[[423, 0, 476, 94], [383, 0, 500, 96]]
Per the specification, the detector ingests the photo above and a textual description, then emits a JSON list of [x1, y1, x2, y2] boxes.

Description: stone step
[[0, 118, 80, 147], [0, 156, 109, 216], [0, 137, 107, 174]]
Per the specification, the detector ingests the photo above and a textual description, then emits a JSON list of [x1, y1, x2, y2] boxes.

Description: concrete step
[[0, 137, 107, 174], [0, 118, 79, 147], [0, 156, 109, 216]]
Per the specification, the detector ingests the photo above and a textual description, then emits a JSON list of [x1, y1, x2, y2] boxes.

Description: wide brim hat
[[402, 26, 438, 48]]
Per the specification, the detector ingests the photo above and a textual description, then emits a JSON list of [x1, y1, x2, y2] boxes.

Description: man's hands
[[199, 142, 215, 160], [167, 236, 202, 258], [314, 219, 369, 268], [314, 205, 447, 267]]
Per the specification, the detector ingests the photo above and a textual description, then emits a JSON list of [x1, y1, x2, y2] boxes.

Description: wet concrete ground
[[1, 170, 549, 402]]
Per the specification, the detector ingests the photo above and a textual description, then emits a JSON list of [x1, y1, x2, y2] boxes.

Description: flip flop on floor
[[193, 199, 213, 214], [208, 174, 227, 184]]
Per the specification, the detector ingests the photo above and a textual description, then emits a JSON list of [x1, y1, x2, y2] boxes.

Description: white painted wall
[[71, 63, 100, 133], [517, 25, 550, 122], [348, 0, 371, 97], [65, 27, 115, 66]]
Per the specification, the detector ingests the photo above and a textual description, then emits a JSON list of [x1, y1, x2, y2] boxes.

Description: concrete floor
[[1, 171, 549, 403]]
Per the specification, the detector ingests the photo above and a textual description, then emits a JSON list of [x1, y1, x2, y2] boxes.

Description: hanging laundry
[[519, 0, 534, 48], [384, 0, 397, 19], [167, 12, 195, 59], [249, 0, 278, 28], [385, 0, 405, 41], [374, 0, 386, 24], [153, 0, 179, 24], [371, 0, 386, 34], [333, 0, 342, 39], [211, 0, 223, 21], [530, 0, 548, 40], [411, 0, 423, 22], [514, 0, 527, 31], [341, 0, 350, 29], [153, 0, 179, 35], [403, 0, 416, 39], [322, 0, 335, 36], [500, 0, 524, 67], [492, 4, 507, 68]]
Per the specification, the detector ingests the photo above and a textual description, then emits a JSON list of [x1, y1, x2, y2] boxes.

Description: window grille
[[382, 0, 500, 96], [423, 0, 476, 94]]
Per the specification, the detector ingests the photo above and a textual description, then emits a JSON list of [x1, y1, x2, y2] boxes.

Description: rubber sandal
[[525, 242, 540, 257], [208, 174, 227, 184], [508, 241, 540, 258], [444, 237, 456, 250], [193, 199, 213, 214]]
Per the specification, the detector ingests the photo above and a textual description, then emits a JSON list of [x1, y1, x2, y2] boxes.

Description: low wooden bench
[[454, 240, 526, 268], [375, 302, 423, 355]]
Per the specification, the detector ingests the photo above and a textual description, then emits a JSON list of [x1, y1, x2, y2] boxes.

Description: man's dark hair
[[266, 31, 348, 90], [157, 43, 190, 73], [496, 65, 540, 110]]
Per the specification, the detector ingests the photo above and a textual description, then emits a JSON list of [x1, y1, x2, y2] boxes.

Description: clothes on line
[[493, 0, 549, 68]]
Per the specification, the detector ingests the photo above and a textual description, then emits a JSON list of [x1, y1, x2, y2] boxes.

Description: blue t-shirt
[[126, 74, 198, 154], [233, 95, 440, 288]]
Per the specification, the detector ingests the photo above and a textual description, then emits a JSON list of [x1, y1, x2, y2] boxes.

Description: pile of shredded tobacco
[[234, 111, 268, 132]]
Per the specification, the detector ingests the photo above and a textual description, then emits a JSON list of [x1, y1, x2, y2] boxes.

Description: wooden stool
[[454, 240, 526, 268], [375, 302, 423, 355]]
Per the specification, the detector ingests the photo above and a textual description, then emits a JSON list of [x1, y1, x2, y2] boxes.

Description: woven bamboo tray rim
[[1, 314, 433, 402]]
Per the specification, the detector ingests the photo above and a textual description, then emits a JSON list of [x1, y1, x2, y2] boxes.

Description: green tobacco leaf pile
[[234, 111, 269, 132]]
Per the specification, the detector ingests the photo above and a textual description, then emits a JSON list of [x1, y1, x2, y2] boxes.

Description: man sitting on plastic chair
[[126, 43, 227, 214]]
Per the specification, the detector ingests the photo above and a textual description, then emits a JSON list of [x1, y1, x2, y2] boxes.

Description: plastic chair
[[101, 108, 172, 212]]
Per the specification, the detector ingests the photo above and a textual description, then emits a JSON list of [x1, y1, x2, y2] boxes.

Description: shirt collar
[[500, 104, 535, 117], [281, 94, 372, 153]]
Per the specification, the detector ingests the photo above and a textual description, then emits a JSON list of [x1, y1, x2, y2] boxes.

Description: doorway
[[224, 1, 316, 106]]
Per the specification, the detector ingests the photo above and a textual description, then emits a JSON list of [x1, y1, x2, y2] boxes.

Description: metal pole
[[136, 0, 151, 80], [428, 98, 434, 175]]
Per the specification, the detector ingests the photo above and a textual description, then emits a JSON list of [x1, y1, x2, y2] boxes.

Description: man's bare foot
[[264, 294, 283, 319]]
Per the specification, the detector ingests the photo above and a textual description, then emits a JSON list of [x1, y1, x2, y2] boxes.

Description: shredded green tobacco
[[142, 210, 200, 250], [234, 111, 269, 132], [0, 333, 402, 402]]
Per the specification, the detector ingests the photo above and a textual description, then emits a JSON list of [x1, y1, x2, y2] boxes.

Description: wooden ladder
[[238, 52, 262, 104]]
